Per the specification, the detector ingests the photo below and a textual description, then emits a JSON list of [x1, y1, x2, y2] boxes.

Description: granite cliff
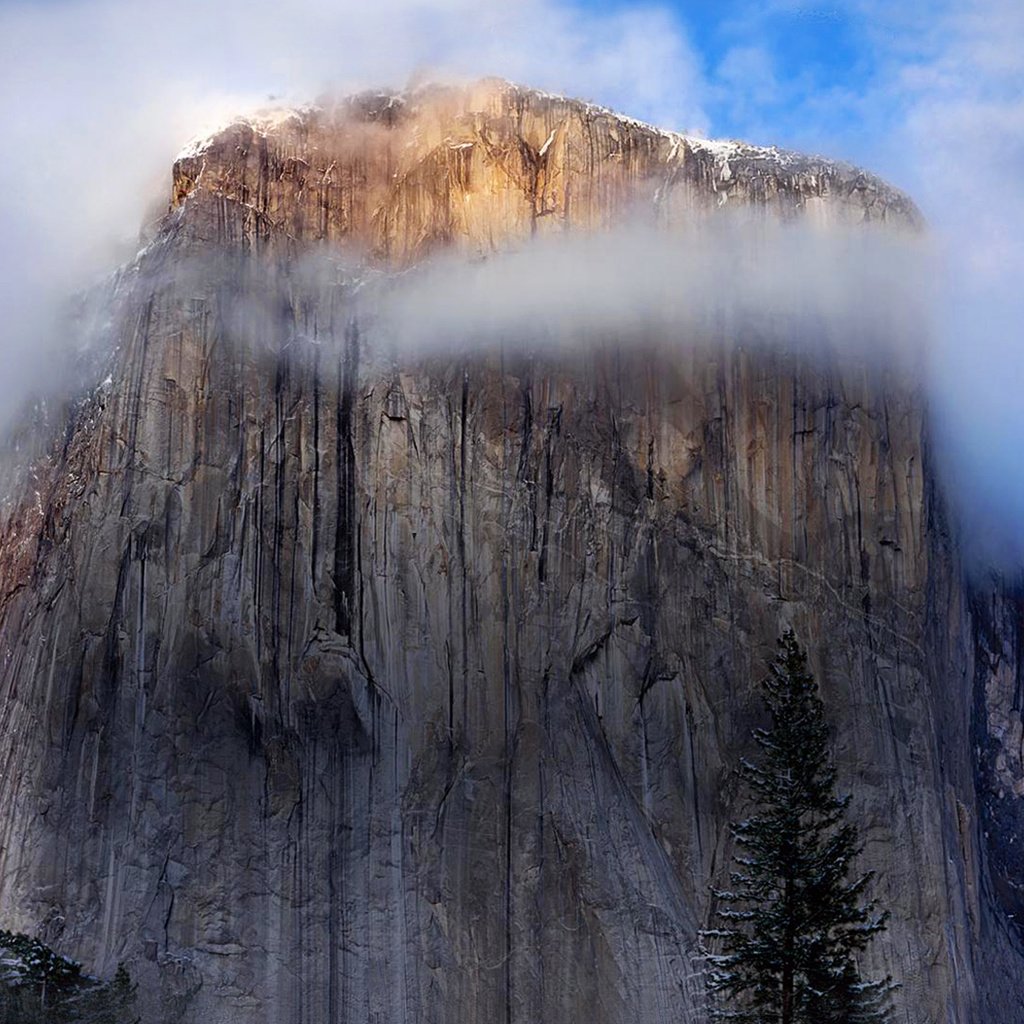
[[0, 80, 1021, 1023]]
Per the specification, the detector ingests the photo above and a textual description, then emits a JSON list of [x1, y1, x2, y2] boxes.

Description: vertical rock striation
[[0, 80, 1019, 1023]]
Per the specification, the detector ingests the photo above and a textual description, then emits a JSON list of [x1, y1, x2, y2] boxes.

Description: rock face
[[0, 80, 1020, 1023]]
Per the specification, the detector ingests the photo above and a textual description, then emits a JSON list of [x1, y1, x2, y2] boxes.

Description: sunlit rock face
[[0, 80, 1019, 1024], [170, 79, 918, 262]]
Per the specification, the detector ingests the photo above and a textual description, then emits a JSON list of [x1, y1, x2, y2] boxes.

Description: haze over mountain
[[2, 0, 1022, 563]]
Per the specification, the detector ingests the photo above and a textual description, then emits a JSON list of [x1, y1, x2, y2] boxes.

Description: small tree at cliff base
[[0, 929, 138, 1023], [701, 630, 895, 1024]]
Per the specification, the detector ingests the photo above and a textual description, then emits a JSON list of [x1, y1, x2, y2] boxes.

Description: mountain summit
[[170, 79, 919, 262]]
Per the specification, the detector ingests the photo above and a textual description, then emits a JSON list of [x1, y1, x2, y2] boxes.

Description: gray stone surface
[[0, 81, 1020, 1023]]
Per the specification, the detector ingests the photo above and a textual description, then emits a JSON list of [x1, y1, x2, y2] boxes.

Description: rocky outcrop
[[0, 80, 1019, 1023], [170, 79, 919, 260]]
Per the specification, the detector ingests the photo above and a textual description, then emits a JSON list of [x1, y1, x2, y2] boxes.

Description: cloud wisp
[[893, 0, 1024, 566], [0, 0, 705, 430], [360, 219, 930, 369]]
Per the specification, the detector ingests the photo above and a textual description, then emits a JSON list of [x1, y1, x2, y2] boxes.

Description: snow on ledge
[[171, 81, 866, 190], [175, 106, 313, 162]]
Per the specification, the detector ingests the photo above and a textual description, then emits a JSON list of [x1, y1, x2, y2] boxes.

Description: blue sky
[[566, 1, 915, 182], [590, 0, 868, 137]]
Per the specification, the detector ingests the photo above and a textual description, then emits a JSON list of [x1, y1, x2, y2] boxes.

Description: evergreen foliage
[[0, 929, 138, 1024], [701, 631, 894, 1024]]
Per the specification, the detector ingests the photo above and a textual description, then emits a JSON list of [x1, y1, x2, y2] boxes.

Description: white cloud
[[364, 219, 930, 367], [881, 0, 1024, 563], [712, 44, 781, 132], [0, 0, 706, 426]]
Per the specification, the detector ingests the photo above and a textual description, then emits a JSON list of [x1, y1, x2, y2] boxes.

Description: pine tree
[[0, 929, 138, 1023], [701, 631, 894, 1024]]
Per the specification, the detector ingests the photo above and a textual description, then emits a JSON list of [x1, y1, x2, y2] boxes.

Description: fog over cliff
[[0, 0, 703, 421], [0, 0, 1022, 564], [365, 221, 930, 362]]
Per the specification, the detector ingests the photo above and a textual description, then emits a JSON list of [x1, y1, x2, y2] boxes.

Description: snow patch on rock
[[176, 106, 313, 161]]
